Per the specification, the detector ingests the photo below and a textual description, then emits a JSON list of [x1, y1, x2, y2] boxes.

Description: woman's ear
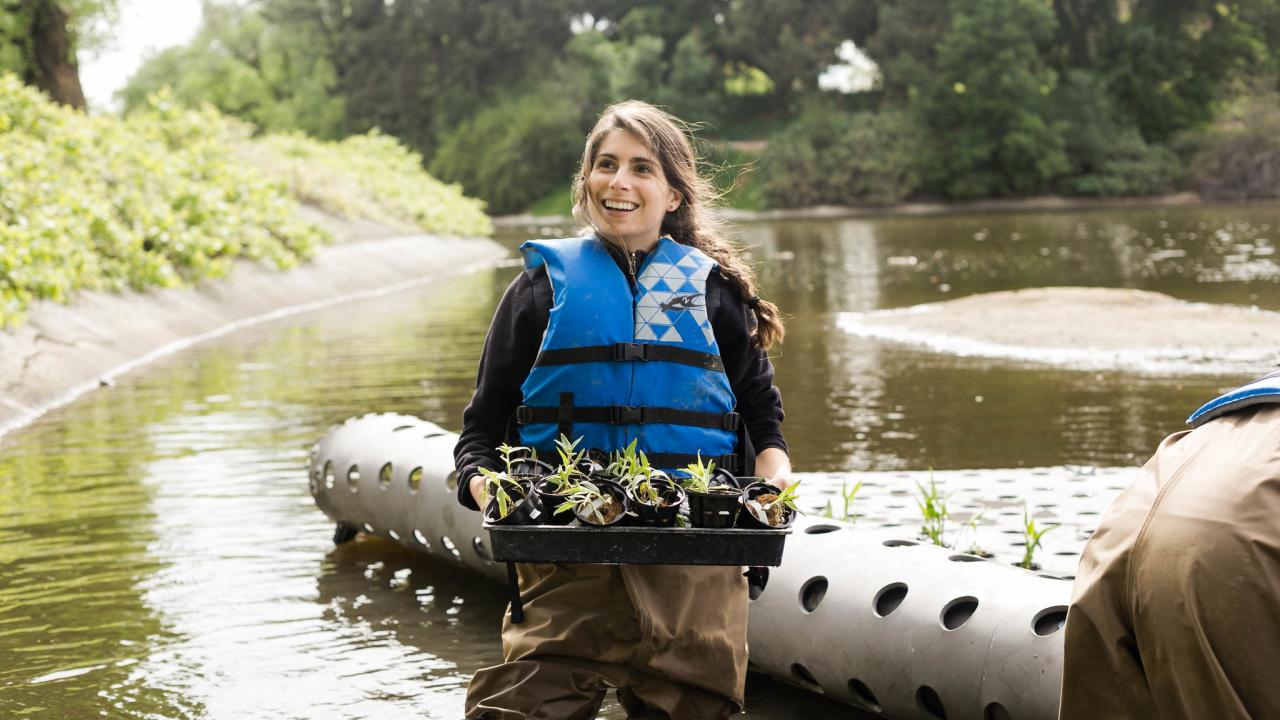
[[667, 190, 681, 213]]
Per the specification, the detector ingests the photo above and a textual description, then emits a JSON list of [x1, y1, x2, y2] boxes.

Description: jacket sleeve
[[708, 270, 787, 455], [452, 267, 548, 510]]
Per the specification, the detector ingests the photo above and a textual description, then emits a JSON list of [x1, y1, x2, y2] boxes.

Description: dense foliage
[[28, 0, 1280, 209], [759, 105, 921, 205], [0, 74, 488, 328], [245, 130, 491, 236]]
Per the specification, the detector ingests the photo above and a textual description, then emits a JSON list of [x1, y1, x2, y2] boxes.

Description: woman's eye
[[635, 164, 651, 174]]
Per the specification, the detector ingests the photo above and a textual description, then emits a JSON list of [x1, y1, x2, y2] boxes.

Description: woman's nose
[[609, 170, 631, 189]]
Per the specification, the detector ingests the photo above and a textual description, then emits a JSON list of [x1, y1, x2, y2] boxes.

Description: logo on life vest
[[660, 294, 703, 312]]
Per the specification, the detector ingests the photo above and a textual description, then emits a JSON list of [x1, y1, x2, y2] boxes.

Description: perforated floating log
[[309, 413, 1070, 720]]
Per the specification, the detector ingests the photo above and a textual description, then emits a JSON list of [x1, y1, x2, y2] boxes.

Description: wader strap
[[506, 562, 524, 624], [558, 392, 573, 441], [534, 343, 724, 373], [516, 405, 740, 432]]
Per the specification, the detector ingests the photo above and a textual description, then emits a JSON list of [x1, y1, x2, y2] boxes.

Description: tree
[[913, 0, 1069, 198], [120, 2, 345, 139], [863, 0, 951, 105], [717, 0, 866, 109], [0, 0, 118, 108]]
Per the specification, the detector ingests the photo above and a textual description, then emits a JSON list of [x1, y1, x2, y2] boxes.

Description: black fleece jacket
[[453, 243, 786, 510]]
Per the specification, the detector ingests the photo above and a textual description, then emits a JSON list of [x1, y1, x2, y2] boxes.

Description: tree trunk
[[27, 0, 86, 109]]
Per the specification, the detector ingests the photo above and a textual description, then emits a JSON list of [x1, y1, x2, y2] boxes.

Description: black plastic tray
[[485, 524, 790, 566]]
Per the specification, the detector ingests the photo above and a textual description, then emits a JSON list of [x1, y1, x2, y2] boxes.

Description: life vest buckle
[[612, 405, 646, 424], [722, 412, 742, 431], [613, 342, 648, 362]]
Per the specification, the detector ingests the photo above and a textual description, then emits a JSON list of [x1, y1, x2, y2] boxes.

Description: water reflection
[[1, 204, 1277, 717]]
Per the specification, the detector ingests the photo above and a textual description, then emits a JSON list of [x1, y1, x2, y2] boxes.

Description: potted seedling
[[679, 454, 743, 528], [477, 443, 540, 525], [532, 435, 586, 525], [610, 440, 685, 527], [554, 477, 629, 527], [479, 468, 537, 525], [739, 479, 801, 529]]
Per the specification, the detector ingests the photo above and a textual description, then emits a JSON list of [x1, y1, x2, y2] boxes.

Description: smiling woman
[[585, 130, 682, 252], [452, 100, 792, 719]]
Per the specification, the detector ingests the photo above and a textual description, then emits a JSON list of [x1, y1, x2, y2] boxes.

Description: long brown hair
[[571, 100, 784, 350]]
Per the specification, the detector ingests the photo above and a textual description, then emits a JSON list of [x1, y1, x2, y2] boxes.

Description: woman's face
[[586, 129, 680, 252]]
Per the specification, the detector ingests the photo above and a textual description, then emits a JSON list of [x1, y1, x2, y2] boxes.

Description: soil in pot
[[568, 479, 629, 527], [628, 477, 686, 527], [739, 482, 796, 529]]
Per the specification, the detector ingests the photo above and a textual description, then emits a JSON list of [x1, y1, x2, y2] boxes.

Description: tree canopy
[[10, 0, 1280, 208]]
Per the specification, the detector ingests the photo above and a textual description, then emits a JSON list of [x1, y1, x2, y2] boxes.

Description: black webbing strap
[[558, 392, 573, 441], [644, 451, 743, 475], [528, 448, 743, 475], [534, 342, 724, 373], [516, 405, 740, 431]]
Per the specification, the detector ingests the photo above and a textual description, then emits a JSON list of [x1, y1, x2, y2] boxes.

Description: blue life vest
[[516, 234, 740, 472], [1187, 369, 1280, 428]]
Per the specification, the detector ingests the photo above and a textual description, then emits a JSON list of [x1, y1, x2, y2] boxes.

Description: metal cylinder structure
[[309, 413, 1071, 720]]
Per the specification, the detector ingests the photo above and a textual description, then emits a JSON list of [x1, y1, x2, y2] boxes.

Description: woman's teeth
[[604, 200, 637, 211]]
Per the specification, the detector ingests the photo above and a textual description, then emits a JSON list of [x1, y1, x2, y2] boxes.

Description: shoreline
[[0, 210, 507, 440], [492, 192, 1280, 227]]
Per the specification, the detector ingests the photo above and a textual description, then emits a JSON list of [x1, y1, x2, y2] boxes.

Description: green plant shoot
[[1020, 505, 1059, 570], [915, 475, 949, 547]]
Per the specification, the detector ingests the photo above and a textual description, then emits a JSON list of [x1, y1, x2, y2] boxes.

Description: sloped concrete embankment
[[0, 213, 507, 438]]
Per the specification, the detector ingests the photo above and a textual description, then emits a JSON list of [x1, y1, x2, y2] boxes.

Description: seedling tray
[[485, 524, 790, 566]]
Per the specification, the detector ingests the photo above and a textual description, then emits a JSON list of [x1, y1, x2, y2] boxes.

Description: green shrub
[[243, 130, 491, 236], [0, 76, 326, 327], [758, 105, 923, 207], [1052, 70, 1184, 197], [430, 90, 585, 216], [912, 0, 1069, 198], [1187, 92, 1280, 200]]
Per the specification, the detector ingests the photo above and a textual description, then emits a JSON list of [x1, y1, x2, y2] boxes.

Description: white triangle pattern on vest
[[633, 245, 716, 346]]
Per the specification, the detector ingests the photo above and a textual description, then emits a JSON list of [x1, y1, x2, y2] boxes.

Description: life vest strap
[[534, 343, 725, 373], [528, 448, 743, 475], [516, 404, 741, 432]]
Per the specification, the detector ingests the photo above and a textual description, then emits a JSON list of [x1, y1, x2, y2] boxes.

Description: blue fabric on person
[[518, 235, 737, 465], [1187, 369, 1280, 427]]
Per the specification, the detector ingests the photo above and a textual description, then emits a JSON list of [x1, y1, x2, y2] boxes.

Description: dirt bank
[[839, 287, 1280, 374], [0, 209, 507, 438]]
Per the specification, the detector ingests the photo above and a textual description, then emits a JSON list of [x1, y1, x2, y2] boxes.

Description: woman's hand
[[469, 474, 486, 508], [755, 447, 793, 491]]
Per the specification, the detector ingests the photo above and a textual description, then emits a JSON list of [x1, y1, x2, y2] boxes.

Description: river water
[[2, 204, 1277, 718]]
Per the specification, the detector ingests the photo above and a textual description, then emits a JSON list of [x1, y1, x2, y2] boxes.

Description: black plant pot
[[572, 478, 629, 527], [737, 481, 796, 529], [627, 477, 686, 527], [483, 482, 538, 526], [533, 478, 576, 526], [712, 467, 743, 489], [511, 458, 554, 477], [686, 486, 744, 528]]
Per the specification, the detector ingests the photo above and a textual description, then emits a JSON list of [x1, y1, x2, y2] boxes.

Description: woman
[[454, 100, 789, 719]]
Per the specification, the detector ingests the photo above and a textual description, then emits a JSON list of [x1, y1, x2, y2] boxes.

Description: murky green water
[[2, 204, 1277, 718]]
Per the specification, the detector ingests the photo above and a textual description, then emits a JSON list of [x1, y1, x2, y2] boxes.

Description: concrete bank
[[0, 209, 508, 439]]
